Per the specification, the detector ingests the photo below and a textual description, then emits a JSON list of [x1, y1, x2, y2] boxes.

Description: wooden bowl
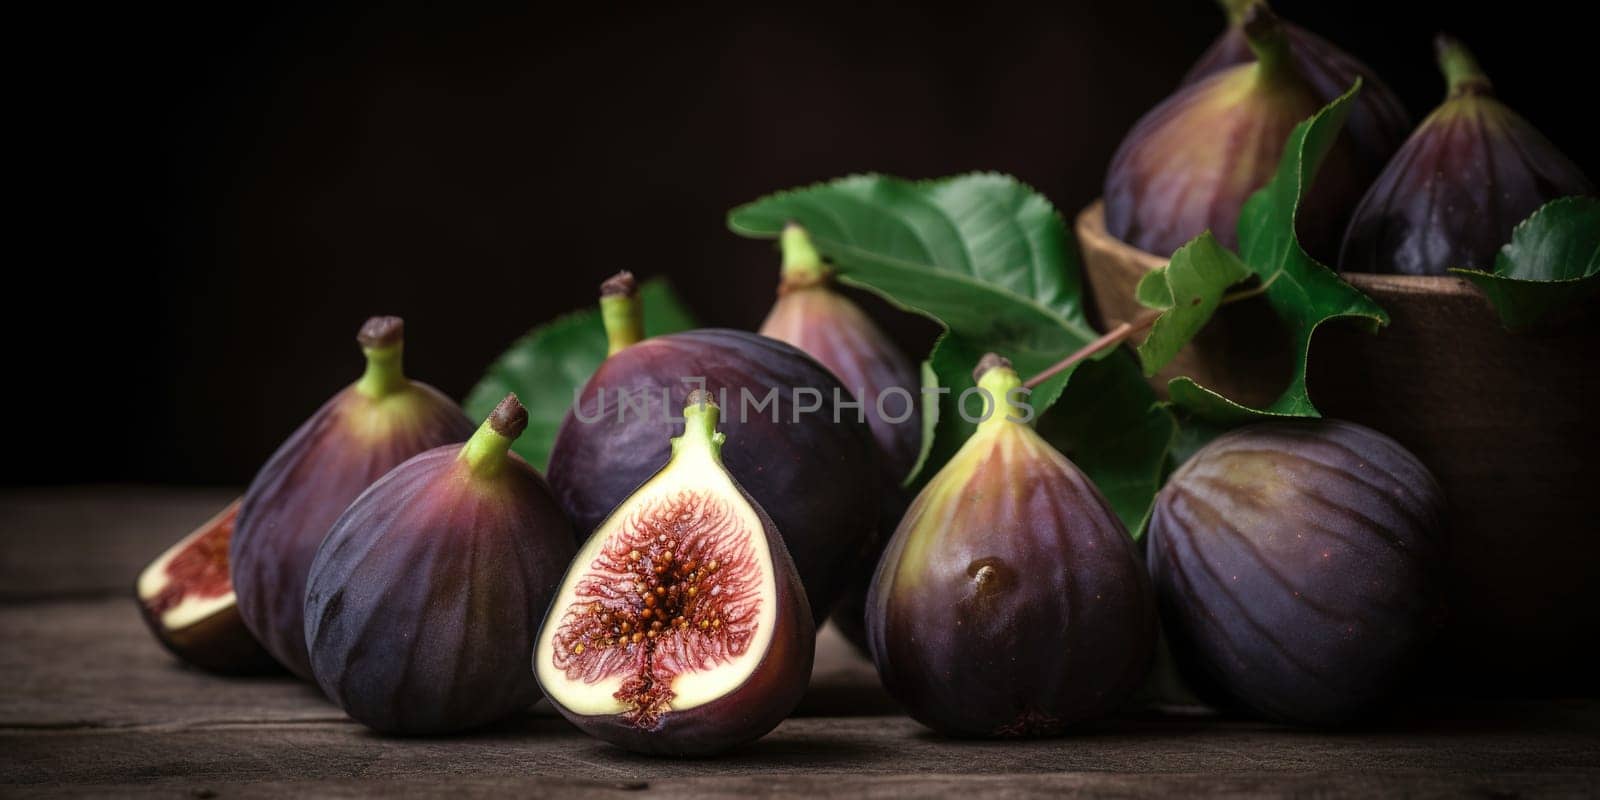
[[1078, 199, 1600, 691]]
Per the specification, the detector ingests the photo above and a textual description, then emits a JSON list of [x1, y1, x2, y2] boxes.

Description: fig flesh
[[757, 223, 921, 650], [304, 394, 576, 734], [231, 316, 475, 679], [1104, 4, 1363, 259], [135, 500, 280, 675], [536, 391, 814, 756], [1147, 420, 1445, 725], [866, 355, 1156, 737], [547, 277, 879, 626], [1183, 0, 1410, 172], [1340, 35, 1594, 276]]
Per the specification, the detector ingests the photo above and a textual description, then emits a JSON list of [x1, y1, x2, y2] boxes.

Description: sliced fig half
[[535, 391, 813, 756], [135, 500, 280, 675]]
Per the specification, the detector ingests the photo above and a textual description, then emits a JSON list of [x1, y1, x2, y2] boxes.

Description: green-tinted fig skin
[[1339, 96, 1594, 276], [1104, 61, 1365, 260], [546, 329, 880, 626], [542, 486, 814, 756], [1184, 20, 1410, 172], [1147, 420, 1446, 726], [866, 431, 1156, 737], [305, 447, 575, 735], [232, 384, 475, 680]]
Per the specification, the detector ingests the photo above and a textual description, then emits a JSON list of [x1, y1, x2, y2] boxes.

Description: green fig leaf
[[464, 279, 697, 471], [1451, 196, 1600, 329], [1133, 231, 1254, 376], [1168, 82, 1389, 425], [728, 172, 1175, 530]]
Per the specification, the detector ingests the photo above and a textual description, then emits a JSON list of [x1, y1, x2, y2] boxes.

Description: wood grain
[[3, 488, 1599, 797]]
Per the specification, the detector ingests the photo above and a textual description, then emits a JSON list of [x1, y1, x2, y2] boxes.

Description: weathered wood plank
[[0, 486, 238, 600], [7, 771, 1598, 799], [0, 598, 893, 728], [5, 712, 1598, 789]]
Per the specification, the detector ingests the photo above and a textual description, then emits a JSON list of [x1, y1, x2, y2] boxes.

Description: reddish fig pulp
[[547, 278, 879, 626], [135, 500, 279, 675], [1184, 0, 1410, 172], [1340, 36, 1594, 276], [231, 316, 475, 679], [1105, 4, 1363, 259], [1147, 420, 1445, 725], [536, 392, 813, 756], [304, 394, 576, 734], [867, 356, 1156, 737]]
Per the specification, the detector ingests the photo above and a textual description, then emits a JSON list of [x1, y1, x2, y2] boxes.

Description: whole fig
[[1340, 35, 1594, 276], [1105, 4, 1364, 259], [866, 355, 1156, 737], [1147, 420, 1445, 725], [757, 223, 920, 650], [536, 391, 813, 756], [232, 316, 475, 679], [547, 275, 880, 626], [1184, 0, 1410, 173], [304, 394, 576, 734]]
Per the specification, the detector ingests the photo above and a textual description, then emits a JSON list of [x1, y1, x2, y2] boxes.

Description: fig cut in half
[[136, 500, 280, 675], [536, 391, 813, 756]]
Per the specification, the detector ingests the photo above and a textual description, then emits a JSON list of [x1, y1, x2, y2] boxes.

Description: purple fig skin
[[1104, 11, 1366, 260], [1146, 420, 1445, 726], [760, 285, 922, 488], [304, 437, 576, 735], [1339, 40, 1594, 276], [758, 226, 921, 653], [232, 322, 474, 681], [546, 329, 880, 626], [1183, 11, 1410, 172], [866, 361, 1156, 737]]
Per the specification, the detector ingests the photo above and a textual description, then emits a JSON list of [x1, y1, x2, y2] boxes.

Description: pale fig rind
[[1147, 420, 1445, 725], [546, 328, 879, 625], [135, 500, 280, 675], [1339, 37, 1593, 276], [866, 360, 1156, 737], [231, 320, 475, 680], [536, 395, 814, 756]]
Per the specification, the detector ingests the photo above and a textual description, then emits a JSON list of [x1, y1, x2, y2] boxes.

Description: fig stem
[[779, 222, 831, 291], [672, 390, 727, 461], [1021, 282, 1269, 390], [1218, 0, 1264, 27], [355, 340, 407, 399], [460, 394, 527, 477], [1435, 34, 1492, 97], [599, 271, 644, 355], [1240, 4, 1291, 83], [974, 359, 1025, 429]]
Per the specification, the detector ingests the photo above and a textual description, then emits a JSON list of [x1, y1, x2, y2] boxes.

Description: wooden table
[[3, 487, 1597, 797]]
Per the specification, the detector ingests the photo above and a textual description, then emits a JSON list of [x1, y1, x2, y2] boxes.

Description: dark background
[[13, 0, 1594, 486]]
